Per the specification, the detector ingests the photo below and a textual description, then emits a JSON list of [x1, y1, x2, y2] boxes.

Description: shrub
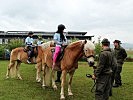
[[7, 39, 24, 51], [0, 44, 6, 59], [70, 37, 79, 43], [95, 43, 102, 60], [125, 56, 133, 62]]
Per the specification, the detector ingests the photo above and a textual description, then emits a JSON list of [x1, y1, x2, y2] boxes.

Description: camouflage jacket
[[95, 47, 115, 77], [114, 46, 127, 64]]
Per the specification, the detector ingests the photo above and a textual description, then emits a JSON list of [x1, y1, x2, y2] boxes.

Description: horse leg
[[68, 70, 75, 96], [6, 61, 16, 79], [16, 61, 22, 80], [51, 70, 57, 90], [60, 70, 67, 100], [36, 62, 42, 82], [42, 64, 47, 88]]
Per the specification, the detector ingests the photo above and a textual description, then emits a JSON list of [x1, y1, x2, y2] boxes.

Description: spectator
[[113, 40, 127, 87], [92, 38, 114, 100]]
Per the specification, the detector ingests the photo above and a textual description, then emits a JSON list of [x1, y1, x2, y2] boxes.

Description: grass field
[[127, 50, 133, 58], [0, 60, 133, 100]]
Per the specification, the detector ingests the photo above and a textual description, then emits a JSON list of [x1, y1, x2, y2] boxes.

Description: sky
[[0, 0, 133, 43]]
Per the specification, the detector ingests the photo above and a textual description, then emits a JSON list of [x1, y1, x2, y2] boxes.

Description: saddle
[[51, 45, 67, 62], [24, 46, 38, 58]]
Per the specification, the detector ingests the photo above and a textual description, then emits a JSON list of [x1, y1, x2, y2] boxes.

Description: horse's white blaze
[[84, 40, 95, 65], [84, 40, 95, 50]]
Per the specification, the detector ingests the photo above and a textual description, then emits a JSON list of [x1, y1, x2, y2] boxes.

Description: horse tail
[[45, 66, 51, 86], [8, 49, 18, 78]]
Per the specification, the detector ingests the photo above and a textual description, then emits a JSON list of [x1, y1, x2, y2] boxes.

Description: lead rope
[[91, 80, 96, 93], [86, 74, 96, 93]]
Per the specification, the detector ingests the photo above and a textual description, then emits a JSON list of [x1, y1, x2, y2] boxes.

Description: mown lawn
[[0, 60, 133, 100], [127, 50, 133, 58]]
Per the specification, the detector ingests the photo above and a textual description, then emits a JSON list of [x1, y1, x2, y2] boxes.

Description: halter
[[85, 55, 95, 59]]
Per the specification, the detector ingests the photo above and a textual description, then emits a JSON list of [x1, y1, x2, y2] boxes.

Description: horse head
[[83, 40, 95, 67]]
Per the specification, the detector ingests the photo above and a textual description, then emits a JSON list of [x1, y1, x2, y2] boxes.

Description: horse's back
[[10, 47, 27, 61], [11, 47, 24, 55]]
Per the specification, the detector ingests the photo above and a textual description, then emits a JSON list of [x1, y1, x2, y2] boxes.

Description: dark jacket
[[114, 46, 127, 64], [95, 47, 114, 77], [111, 49, 117, 72]]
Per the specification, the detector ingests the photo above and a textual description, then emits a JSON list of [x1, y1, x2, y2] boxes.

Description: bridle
[[85, 55, 95, 59]]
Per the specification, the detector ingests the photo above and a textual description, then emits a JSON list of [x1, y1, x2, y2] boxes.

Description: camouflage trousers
[[114, 63, 123, 85], [95, 74, 111, 100]]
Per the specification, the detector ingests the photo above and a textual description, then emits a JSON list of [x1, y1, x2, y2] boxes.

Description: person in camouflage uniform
[[113, 40, 127, 87], [92, 39, 113, 100], [109, 50, 117, 96], [92, 38, 114, 100]]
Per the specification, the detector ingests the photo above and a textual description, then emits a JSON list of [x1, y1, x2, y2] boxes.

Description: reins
[[86, 74, 96, 93]]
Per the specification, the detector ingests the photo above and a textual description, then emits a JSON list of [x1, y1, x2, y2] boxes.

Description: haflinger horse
[[41, 40, 95, 100], [6, 41, 55, 81]]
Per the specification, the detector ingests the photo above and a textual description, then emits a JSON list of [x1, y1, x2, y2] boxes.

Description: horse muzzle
[[88, 61, 95, 67], [86, 55, 95, 67]]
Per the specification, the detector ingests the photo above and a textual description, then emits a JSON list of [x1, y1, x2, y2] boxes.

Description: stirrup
[[27, 60, 31, 64]]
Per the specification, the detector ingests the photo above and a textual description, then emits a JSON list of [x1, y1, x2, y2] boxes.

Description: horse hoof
[[36, 79, 41, 83], [6, 76, 9, 79], [42, 85, 47, 90], [18, 77, 23, 80], [53, 86, 57, 90], [68, 92, 73, 96], [60, 96, 65, 100]]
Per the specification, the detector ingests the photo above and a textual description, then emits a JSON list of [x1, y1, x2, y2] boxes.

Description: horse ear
[[84, 39, 87, 44]]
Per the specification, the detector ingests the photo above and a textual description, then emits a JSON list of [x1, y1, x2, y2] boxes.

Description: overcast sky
[[0, 0, 133, 43]]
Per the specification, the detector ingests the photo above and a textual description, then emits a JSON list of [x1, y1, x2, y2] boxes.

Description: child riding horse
[[41, 40, 95, 99]]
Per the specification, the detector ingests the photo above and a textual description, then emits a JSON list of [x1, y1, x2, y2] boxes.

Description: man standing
[[113, 40, 127, 87], [92, 38, 114, 100]]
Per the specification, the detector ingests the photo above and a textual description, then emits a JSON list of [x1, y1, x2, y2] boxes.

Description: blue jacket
[[53, 33, 67, 47], [37, 40, 43, 45], [25, 36, 34, 46]]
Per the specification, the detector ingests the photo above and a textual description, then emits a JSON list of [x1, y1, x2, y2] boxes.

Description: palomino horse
[[6, 41, 55, 81], [41, 40, 95, 99]]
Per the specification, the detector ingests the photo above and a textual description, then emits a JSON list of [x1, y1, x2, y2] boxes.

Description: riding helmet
[[58, 24, 66, 30], [28, 31, 34, 35]]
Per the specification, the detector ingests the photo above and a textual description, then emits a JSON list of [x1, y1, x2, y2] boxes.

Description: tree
[[94, 36, 102, 60]]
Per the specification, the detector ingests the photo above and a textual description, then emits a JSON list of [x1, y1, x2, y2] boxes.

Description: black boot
[[109, 90, 112, 96], [55, 71, 62, 83], [113, 84, 119, 87], [27, 57, 31, 64]]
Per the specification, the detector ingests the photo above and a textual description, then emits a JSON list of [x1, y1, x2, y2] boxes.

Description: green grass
[[127, 50, 133, 58], [0, 60, 133, 100]]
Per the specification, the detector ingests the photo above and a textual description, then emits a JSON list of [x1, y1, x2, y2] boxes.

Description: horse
[[41, 40, 95, 99], [6, 41, 55, 81]]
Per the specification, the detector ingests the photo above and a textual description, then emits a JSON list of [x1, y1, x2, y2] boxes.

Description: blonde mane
[[41, 41, 54, 49], [68, 40, 95, 50], [67, 40, 82, 48]]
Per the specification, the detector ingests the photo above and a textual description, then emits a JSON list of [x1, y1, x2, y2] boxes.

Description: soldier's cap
[[101, 38, 110, 44], [113, 40, 122, 44]]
